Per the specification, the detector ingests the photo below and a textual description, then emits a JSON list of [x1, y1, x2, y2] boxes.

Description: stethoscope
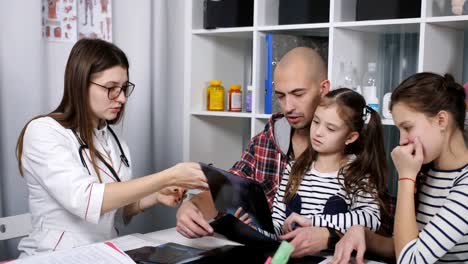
[[71, 126, 129, 182]]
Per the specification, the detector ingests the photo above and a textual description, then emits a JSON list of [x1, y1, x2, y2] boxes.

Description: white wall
[[0, 0, 186, 259]]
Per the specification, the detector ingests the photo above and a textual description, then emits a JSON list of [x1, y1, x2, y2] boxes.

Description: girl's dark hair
[[17, 38, 130, 181], [390, 72, 466, 131], [284, 88, 388, 212]]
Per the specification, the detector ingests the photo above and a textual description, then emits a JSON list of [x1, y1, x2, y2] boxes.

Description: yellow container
[[207, 80, 224, 111]]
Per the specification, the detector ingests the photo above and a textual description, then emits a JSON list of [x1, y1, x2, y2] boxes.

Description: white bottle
[[382, 92, 392, 119], [362, 62, 379, 112]]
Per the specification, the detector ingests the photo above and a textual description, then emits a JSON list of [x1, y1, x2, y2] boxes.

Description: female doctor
[[15, 38, 208, 256]]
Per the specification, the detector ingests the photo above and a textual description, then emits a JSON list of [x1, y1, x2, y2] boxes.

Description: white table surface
[[110, 228, 386, 264]]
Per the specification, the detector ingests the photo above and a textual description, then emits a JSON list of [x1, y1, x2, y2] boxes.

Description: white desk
[[112, 228, 385, 264], [13, 228, 385, 263]]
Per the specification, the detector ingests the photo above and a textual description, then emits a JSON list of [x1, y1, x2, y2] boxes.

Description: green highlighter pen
[[271, 241, 294, 264]]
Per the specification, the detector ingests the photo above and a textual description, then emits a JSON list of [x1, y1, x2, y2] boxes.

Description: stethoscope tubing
[[72, 126, 129, 182]]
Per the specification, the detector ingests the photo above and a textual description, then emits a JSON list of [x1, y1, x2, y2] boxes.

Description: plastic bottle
[[342, 62, 361, 94], [335, 61, 345, 89], [207, 80, 224, 111], [228, 84, 242, 112], [245, 85, 252, 113], [362, 62, 379, 112]]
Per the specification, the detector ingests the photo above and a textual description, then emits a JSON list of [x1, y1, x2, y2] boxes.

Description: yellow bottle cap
[[210, 80, 222, 85]]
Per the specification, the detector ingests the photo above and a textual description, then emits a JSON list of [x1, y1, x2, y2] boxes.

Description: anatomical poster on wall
[[78, 0, 112, 41], [42, 0, 78, 42]]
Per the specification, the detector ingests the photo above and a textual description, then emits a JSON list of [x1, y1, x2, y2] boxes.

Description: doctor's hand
[[331, 225, 366, 264], [279, 226, 328, 258], [283, 212, 312, 234], [168, 162, 209, 190], [137, 187, 186, 211], [176, 199, 214, 238], [156, 187, 187, 207], [391, 137, 424, 180]]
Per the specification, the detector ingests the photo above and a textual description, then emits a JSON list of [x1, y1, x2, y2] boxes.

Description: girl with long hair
[[254, 88, 388, 257], [391, 72, 468, 263]]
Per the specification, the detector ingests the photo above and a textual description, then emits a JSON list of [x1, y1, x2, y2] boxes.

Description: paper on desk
[[143, 227, 240, 250], [14, 242, 135, 264], [319, 256, 386, 264], [110, 233, 164, 251]]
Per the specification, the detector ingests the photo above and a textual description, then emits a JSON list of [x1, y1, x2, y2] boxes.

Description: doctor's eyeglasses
[[90, 81, 135, 100]]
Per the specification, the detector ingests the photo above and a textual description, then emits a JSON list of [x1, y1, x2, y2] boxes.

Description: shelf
[[258, 23, 331, 30], [257, 26, 329, 37], [334, 19, 421, 33], [381, 119, 395, 126], [425, 16, 468, 30], [421, 22, 465, 82], [255, 114, 271, 119], [425, 0, 464, 17], [192, 27, 254, 38], [191, 111, 253, 118], [190, 34, 252, 112], [189, 115, 251, 170], [185, 0, 468, 167]]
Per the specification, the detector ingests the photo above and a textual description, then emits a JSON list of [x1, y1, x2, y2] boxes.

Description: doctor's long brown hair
[[284, 88, 388, 211], [16, 38, 129, 182]]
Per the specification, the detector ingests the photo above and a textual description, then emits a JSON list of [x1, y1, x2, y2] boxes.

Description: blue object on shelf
[[265, 34, 273, 114]]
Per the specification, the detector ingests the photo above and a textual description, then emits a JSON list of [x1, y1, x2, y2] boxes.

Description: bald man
[[176, 47, 330, 254]]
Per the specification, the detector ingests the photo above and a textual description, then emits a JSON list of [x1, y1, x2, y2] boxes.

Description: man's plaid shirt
[[230, 113, 288, 212]]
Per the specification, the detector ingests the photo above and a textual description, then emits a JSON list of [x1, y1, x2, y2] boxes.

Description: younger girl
[[391, 73, 468, 263], [256, 88, 388, 256]]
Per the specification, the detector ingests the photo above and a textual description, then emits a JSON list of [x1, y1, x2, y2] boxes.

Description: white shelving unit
[[183, 0, 468, 170]]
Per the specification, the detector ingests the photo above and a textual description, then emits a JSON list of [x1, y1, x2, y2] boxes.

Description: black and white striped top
[[398, 164, 468, 264], [258, 161, 381, 239]]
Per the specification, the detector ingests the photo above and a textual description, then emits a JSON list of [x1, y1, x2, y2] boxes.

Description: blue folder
[[264, 34, 273, 114]]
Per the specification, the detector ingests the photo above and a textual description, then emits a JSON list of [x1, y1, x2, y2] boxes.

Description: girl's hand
[[169, 162, 209, 190], [283, 212, 312, 234], [234, 207, 253, 226], [391, 137, 424, 180]]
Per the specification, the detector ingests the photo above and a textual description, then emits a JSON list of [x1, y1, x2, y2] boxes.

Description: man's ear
[[320, 79, 330, 97], [345, 131, 359, 145], [436, 110, 449, 131]]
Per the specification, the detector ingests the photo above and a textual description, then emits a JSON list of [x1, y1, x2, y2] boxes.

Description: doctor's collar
[[94, 121, 109, 139]]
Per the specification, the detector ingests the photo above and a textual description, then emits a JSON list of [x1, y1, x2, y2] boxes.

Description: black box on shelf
[[356, 0, 421, 21], [278, 0, 330, 25], [203, 0, 253, 29]]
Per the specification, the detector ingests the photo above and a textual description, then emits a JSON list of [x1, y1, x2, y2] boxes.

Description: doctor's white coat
[[17, 117, 133, 256]]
